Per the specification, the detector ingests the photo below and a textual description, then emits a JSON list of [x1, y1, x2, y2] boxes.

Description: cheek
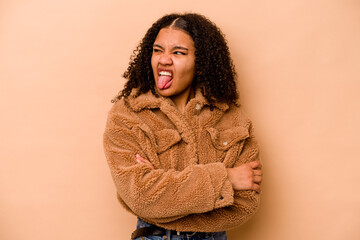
[[180, 63, 195, 86], [177, 57, 195, 75], [183, 62, 195, 77]]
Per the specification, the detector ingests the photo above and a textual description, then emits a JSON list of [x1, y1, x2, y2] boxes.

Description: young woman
[[103, 13, 262, 240]]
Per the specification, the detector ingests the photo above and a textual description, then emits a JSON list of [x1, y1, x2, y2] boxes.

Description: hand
[[226, 161, 263, 193], [135, 154, 154, 169]]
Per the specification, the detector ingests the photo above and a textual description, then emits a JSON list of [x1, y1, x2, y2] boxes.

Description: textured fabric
[[103, 88, 261, 232]]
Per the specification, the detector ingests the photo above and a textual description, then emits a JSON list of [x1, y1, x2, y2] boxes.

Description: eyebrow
[[153, 44, 189, 51]]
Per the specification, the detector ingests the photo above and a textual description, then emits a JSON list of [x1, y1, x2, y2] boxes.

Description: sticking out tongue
[[157, 75, 172, 89]]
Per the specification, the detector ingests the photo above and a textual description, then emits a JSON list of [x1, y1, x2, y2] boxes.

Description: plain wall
[[1, 0, 359, 239]]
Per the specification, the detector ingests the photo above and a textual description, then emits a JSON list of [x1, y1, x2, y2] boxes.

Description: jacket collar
[[125, 88, 229, 112]]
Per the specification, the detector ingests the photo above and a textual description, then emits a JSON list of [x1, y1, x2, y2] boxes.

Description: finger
[[136, 154, 155, 169], [136, 159, 154, 169], [253, 176, 262, 183], [249, 161, 260, 169], [136, 154, 146, 161], [136, 154, 151, 165], [135, 154, 148, 165], [252, 183, 261, 193], [253, 169, 262, 176], [136, 158, 144, 164]]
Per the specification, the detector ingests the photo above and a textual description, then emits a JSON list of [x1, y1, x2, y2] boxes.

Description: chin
[[156, 88, 173, 97]]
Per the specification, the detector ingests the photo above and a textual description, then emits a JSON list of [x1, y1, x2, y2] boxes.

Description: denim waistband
[[135, 218, 228, 240]]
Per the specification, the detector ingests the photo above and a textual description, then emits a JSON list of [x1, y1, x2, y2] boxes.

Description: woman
[[103, 13, 262, 240]]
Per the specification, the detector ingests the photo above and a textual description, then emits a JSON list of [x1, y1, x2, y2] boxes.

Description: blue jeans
[[134, 218, 228, 240]]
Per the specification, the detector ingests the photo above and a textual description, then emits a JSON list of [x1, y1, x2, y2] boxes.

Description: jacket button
[[223, 141, 228, 146], [195, 103, 201, 110]]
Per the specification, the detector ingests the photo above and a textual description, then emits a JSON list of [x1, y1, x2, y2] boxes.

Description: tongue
[[157, 75, 172, 89]]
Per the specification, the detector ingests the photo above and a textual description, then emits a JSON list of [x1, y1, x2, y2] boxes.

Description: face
[[151, 28, 196, 101]]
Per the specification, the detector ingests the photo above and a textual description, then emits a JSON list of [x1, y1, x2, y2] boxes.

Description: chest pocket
[[154, 129, 182, 154], [206, 126, 249, 167], [136, 125, 182, 169], [207, 126, 249, 150]]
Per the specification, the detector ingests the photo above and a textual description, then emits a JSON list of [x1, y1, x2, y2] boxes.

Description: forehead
[[154, 28, 195, 48]]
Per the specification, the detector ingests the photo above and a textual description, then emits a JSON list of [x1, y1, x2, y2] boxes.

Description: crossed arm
[[136, 154, 263, 193]]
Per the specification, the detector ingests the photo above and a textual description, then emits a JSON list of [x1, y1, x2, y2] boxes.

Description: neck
[[171, 86, 194, 114]]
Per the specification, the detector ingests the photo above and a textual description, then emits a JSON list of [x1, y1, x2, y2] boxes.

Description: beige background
[[1, 0, 359, 239]]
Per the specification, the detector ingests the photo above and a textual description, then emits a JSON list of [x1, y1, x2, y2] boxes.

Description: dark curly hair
[[113, 13, 239, 107]]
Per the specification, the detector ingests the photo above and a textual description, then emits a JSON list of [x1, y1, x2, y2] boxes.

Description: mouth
[[157, 70, 173, 90]]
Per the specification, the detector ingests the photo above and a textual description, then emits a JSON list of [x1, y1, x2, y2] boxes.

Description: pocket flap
[[154, 129, 182, 153], [207, 126, 249, 151]]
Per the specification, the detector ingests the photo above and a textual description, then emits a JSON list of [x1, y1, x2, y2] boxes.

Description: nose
[[158, 53, 173, 65]]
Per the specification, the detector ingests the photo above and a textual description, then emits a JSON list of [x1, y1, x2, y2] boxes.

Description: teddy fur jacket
[[103, 88, 261, 232]]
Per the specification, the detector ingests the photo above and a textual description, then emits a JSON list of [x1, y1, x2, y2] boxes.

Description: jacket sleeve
[[103, 106, 235, 221], [152, 123, 261, 232]]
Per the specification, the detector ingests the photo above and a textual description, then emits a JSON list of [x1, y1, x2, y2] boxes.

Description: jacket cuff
[[205, 162, 234, 209]]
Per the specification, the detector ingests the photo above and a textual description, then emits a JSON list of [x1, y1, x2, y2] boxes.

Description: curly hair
[[113, 13, 239, 107]]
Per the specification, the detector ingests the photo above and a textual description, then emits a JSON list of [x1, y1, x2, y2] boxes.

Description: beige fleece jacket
[[103, 88, 261, 232]]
